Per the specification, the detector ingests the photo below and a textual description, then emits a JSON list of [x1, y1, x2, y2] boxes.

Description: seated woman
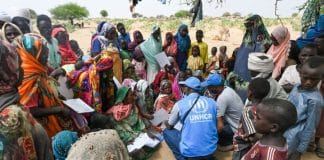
[[52, 27, 78, 66], [0, 40, 52, 159], [1, 22, 22, 43], [135, 79, 155, 114], [154, 80, 176, 113], [16, 33, 86, 137]]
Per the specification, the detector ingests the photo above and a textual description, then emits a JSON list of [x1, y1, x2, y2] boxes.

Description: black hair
[[196, 30, 203, 36], [288, 40, 301, 64], [248, 78, 270, 101], [117, 22, 124, 28], [36, 14, 51, 25], [211, 47, 217, 53], [192, 45, 200, 56], [302, 43, 319, 55], [303, 56, 324, 69], [89, 112, 113, 130], [220, 45, 227, 53], [11, 17, 30, 34], [260, 98, 297, 132]]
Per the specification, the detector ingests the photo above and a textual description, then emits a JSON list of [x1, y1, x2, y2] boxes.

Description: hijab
[[175, 24, 191, 53]]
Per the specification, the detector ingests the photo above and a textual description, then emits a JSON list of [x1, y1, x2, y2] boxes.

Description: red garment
[[242, 141, 288, 160], [163, 32, 178, 57], [152, 70, 175, 94], [52, 28, 78, 65], [107, 104, 132, 121]]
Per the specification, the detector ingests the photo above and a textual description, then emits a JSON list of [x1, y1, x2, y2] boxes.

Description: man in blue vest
[[163, 77, 218, 160]]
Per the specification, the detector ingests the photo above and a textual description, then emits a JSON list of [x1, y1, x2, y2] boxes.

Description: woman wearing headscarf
[[91, 22, 119, 56], [16, 34, 85, 137], [135, 79, 154, 114], [1, 22, 22, 43], [52, 130, 78, 160], [175, 24, 191, 71], [52, 27, 78, 66], [267, 26, 291, 80], [163, 32, 178, 57], [139, 26, 162, 84], [66, 129, 129, 160], [231, 15, 272, 101], [154, 80, 176, 113], [128, 30, 144, 53], [0, 40, 52, 159]]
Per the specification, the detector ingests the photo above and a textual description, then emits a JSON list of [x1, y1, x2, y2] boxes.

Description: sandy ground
[[69, 21, 321, 160]]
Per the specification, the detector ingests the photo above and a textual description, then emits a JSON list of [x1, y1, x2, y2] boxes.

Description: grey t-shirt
[[217, 87, 244, 132]]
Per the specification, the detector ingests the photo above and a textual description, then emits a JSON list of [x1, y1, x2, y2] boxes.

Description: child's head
[[185, 69, 193, 78], [196, 30, 204, 42], [299, 56, 324, 90], [120, 39, 128, 50], [315, 34, 324, 56], [232, 47, 239, 59], [298, 43, 318, 64], [247, 78, 270, 103], [116, 23, 126, 35], [211, 47, 217, 56], [165, 32, 173, 45], [160, 80, 172, 95], [89, 112, 113, 131], [192, 45, 200, 57], [254, 98, 297, 134], [220, 46, 227, 54], [178, 71, 187, 82]]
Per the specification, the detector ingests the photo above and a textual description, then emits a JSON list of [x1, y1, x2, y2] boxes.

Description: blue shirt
[[118, 32, 131, 45], [175, 93, 218, 157], [284, 85, 324, 154]]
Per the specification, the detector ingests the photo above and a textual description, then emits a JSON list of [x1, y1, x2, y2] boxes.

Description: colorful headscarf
[[107, 87, 132, 121], [301, 0, 321, 33], [52, 130, 78, 160], [163, 32, 178, 57], [0, 40, 21, 109], [267, 26, 291, 79], [52, 27, 77, 65], [128, 30, 144, 52], [175, 24, 191, 54], [242, 15, 271, 47], [16, 33, 62, 137]]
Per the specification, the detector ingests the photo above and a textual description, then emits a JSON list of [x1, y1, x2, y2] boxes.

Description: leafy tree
[[49, 3, 89, 25], [28, 9, 37, 19], [175, 10, 191, 18], [232, 12, 241, 18], [100, 10, 108, 18], [222, 12, 231, 17], [291, 12, 299, 18]]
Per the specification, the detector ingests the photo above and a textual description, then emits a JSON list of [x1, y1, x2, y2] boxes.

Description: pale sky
[[0, 0, 307, 18]]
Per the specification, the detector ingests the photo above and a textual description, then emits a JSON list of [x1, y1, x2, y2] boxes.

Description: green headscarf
[[242, 15, 271, 47], [115, 86, 130, 104]]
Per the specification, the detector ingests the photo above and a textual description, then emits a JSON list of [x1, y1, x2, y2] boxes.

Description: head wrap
[[114, 86, 130, 104], [0, 11, 11, 22], [176, 24, 191, 53], [248, 52, 274, 79], [160, 79, 171, 92], [267, 26, 291, 79], [98, 22, 114, 36], [1, 22, 23, 43], [66, 129, 129, 160], [52, 130, 78, 160], [128, 30, 143, 52]]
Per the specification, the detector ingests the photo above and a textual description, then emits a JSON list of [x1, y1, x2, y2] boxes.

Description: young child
[[187, 45, 204, 71], [219, 45, 228, 69], [285, 56, 324, 159], [207, 47, 218, 73], [131, 47, 147, 80], [233, 78, 271, 160], [117, 23, 131, 46], [189, 30, 209, 70], [242, 98, 297, 160], [119, 39, 131, 60]]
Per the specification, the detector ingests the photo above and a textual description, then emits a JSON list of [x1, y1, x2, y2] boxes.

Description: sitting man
[[202, 73, 244, 151], [163, 77, 218, 160]]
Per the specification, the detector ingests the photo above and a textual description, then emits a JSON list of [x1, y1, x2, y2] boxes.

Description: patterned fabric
[[154, 94, 176, 113], [301, 0, 321, 33], [241, 141, 288, 160], [52, 27, 77, 65], [52, 130, 78, 160], [46, 38, 61, 69]]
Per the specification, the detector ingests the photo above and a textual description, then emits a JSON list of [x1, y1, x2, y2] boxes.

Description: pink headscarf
[[267, 26, 291, 79]]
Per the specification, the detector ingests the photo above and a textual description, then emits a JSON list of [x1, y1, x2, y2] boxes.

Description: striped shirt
[[241, 141, 288, 160]]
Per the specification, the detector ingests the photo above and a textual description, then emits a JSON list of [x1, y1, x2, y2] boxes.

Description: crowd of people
[[0, 2, 323, 160]]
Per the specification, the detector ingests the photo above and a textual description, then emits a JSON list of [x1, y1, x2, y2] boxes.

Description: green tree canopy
[[175, 10, 191, 18], [222, 12, 231, 17], [49, 3, 89, 25], [100, 10, 108, 17]]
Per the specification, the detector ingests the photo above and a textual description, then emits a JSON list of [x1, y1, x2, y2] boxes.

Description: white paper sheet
[[57, 76, 74, 99], [127, 133, 160, 153], [63, 98, 95, 114], [150, 109, 169, 126], [155, 51, 171, 68], [113, 76, 122, 88]]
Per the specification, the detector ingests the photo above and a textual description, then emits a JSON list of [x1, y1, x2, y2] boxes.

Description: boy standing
[[189, 30, 208, 71]]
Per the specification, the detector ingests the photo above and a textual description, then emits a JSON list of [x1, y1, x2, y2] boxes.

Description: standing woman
[[128, 30, 144, 53], [37, 14, 61, 70], [91, 22, 119, 56], [52, 27, 78, 66], [0, 40, 52, 159], [175, 24, 191, 71], [139, 26, 162, 84], [267, 26, 291, 80]]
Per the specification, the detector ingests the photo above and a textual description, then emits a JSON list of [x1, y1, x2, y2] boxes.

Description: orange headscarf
[[267, 26, 291, 79], [17, 34, 62, 137]]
